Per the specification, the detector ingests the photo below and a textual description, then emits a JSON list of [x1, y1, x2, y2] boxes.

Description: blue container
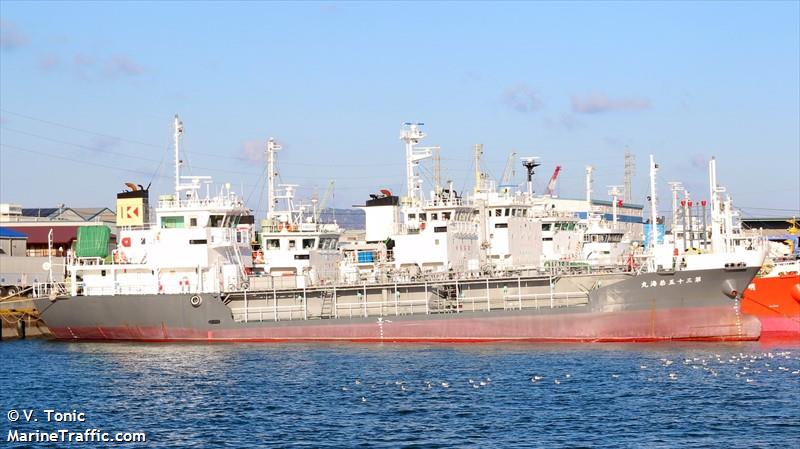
[[357, 251, 375, 263]]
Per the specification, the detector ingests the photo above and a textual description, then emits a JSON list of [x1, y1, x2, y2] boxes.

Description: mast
[[667, 181, 683, 249], [648, 155, 658, 251], [608, 185, 623, 227], [708, 157, 725, 252], [473, 144, 483, 193], [585, 165, 594, 212], [433, 147, 441, 196], [521, 157, 540, 197], [266, 138, 281, 218], [173, 114, 183, 198], [400, 122, 434, 205]]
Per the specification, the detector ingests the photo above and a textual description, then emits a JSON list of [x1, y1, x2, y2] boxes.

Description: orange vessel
[[742, 260, 800, 339]]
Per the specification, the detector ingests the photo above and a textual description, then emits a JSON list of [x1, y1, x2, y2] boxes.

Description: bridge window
[[319, 238, 337, 250], [208, 215, 224, 227], [302, 238, 316, 249], [161, 216, 185, 229], [266, 239, 280, 250]]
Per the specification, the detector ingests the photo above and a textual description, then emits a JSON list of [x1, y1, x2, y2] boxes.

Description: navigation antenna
[[521, 157, 541, 197]]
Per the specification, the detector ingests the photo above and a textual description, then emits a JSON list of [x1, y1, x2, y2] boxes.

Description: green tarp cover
[[75, 226, 111, 258]]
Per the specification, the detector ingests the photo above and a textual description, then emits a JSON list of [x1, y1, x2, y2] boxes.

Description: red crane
[[545, 165, 562, 196]]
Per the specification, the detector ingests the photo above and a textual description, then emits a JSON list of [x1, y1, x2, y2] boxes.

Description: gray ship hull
[[34, 267, 761, 342]]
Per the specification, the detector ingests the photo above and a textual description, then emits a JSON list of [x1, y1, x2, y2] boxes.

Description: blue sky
[[1, 1, 798, 220]]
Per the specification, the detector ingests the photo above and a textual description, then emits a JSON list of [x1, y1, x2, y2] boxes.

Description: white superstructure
[[65, 115, 253, 297], [255, 137, 342, 286], [646, 155, 766, 273]]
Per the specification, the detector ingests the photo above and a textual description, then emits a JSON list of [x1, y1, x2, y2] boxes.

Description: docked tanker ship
[[32, 119, 766, 342]]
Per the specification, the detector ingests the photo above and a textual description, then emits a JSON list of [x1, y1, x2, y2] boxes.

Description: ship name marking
[[641, 276, 702, 289]]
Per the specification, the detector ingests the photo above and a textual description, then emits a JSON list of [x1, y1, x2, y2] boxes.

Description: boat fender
[[190, 295, 203, 307]]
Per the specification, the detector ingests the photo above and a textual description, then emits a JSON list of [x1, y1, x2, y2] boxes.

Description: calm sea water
[[1, 340, 799, 448]]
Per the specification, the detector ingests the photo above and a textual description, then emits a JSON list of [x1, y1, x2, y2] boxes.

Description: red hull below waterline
[[742, 273, 800, 339], [46, 305, 760, 343]]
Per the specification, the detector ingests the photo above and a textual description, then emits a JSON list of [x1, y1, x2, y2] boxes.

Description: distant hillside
[[319, 208, 365, 230]]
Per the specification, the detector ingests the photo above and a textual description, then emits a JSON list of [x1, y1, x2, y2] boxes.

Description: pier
[[0, 296, 48, 339]]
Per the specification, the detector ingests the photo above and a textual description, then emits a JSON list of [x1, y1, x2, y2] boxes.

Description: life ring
[[420, 222, 426, 231], [240, 281, 250, 290], [190, 295, 203, 307]]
